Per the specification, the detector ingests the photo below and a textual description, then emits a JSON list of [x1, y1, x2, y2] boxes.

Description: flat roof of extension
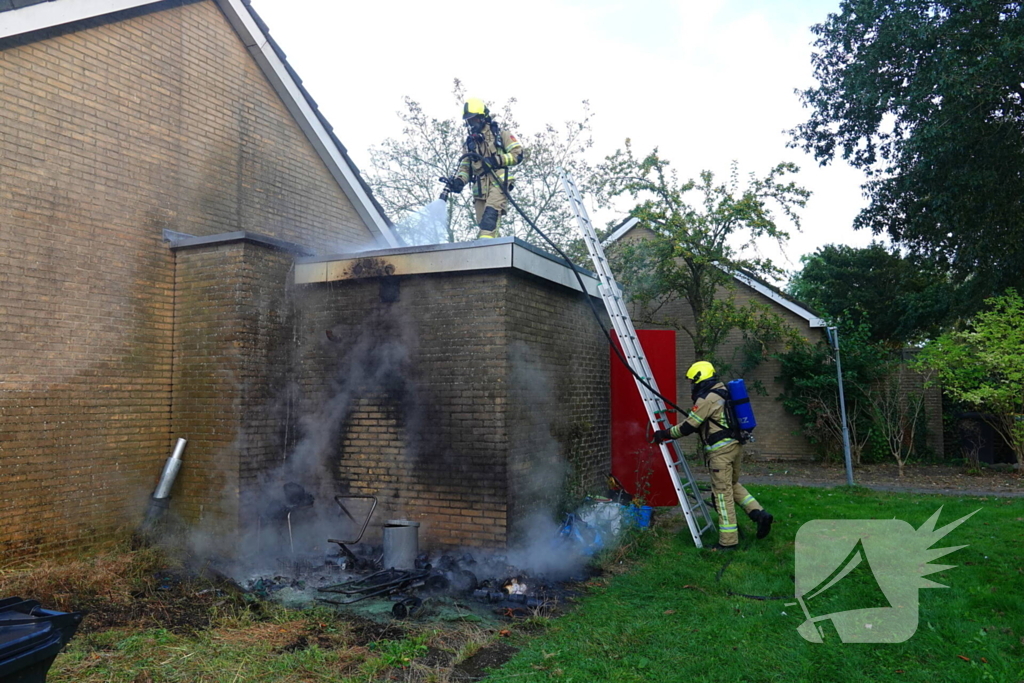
[[295, 237, 602, 298]]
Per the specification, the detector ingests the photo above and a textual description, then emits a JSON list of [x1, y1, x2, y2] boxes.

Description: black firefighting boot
[[476, 207, 499, 239], [748, 508, 774, 539]]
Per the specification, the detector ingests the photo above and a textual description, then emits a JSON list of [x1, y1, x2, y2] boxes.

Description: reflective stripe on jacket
[[668, 381, 736, 449]]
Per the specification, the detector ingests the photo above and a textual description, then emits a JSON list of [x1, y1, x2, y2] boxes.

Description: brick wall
[[612, 229, 946, 461], [290, 271, 511, 548], [613, 229, 822, 460], [624, 279, 824, 461], [506, 274, 610, 542], [169, 238, 295, 550], [0, 0, 378, 559], [287, 269, 610, 550]]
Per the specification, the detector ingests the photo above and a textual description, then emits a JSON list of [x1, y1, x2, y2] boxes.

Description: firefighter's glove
[[652, 429, 673, 444], [482, 155, 502, 169], [448, 177, 465, 194]]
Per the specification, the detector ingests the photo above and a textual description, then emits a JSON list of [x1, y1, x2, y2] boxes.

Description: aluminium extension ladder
[[559, 170, 715, 548]]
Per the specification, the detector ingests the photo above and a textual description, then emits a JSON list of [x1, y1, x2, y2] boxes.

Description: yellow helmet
[[686, 361, 716, 383], [463, 97, 489, 120]]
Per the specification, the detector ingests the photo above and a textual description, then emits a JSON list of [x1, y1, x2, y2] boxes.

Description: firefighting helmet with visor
[[463, 98, 490, 121], [686, 361, 716, 384]]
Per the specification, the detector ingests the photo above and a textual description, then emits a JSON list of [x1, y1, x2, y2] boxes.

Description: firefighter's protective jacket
[[455, 121, 524, 194], [666, 380, 737, 452]]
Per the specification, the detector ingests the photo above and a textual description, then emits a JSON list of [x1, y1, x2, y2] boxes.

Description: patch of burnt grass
[[0, 546, 250, 635], [347, 615, 409, 646], [451, 640, 519, 682], [0, 546, 165, 612]]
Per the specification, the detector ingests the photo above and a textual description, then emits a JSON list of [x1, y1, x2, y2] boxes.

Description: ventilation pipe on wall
[[139, 438, 187, 533]]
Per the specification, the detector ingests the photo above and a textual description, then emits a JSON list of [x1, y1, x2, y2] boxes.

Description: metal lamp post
[[827, 326, 855, 486]]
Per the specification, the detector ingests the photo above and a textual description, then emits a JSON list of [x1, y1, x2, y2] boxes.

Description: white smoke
[[392, 199, 449, 246]]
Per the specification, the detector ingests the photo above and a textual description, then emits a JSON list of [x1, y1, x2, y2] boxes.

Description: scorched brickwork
[[290, 269, 610, 549]]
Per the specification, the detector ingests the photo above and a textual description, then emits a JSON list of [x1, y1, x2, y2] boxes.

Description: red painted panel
[[610, 330, 679, 507]]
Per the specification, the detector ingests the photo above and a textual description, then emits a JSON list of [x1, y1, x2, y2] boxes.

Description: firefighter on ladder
[[445, 97, 524, 239], [653, 361, 774, 551]]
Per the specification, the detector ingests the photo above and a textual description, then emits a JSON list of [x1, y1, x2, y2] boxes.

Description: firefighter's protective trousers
[[667, 380, 763, 546], [708, 442, 761, 546]]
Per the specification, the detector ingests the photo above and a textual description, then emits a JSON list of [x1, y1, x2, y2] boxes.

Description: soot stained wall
[[290, 269, 611, 549]]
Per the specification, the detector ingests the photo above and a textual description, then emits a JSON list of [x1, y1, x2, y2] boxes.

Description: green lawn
[[14, 486, 1023, 682], [483, 487, 1024, 683]]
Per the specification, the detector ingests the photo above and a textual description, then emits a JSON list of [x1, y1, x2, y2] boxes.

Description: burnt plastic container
[[0, 597, 83, 683]]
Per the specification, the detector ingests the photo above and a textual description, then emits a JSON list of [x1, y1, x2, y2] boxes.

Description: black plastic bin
[[0, 597, 83, 683]]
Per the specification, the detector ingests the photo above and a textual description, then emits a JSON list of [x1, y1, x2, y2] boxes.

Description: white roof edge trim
[[601, 217, 639, 247], [730, 270, 826, 328], [600, 221, 825, 329], [0, 0, 162, 39], [294, 240, 603, 298], [215, 0, 399, 248]]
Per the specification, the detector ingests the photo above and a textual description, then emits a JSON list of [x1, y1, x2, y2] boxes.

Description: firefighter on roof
[[445, 97, 524, 239], [653, 361, 774, 550]]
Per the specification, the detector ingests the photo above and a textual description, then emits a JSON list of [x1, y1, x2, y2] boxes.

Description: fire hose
[[715, 554, 790, 601]]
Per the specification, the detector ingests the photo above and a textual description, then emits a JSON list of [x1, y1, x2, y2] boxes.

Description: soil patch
[[347, 616, 407, 646], [450, 641, 519, 682], [419, 646, 454, 669], [701, 461, 1023, 497], [77, 570, 243, 635]]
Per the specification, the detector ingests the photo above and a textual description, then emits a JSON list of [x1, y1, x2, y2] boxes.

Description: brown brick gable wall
[[0, 0, 378, 559], [609, 227, 822, 460], [685, 281, 822, 461], [611, 228, 943, 461]]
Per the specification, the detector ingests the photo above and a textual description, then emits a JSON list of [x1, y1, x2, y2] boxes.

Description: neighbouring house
[[604, 222, 944, 462], [0, 0, 609, 560], [605, 222, 839, 461]]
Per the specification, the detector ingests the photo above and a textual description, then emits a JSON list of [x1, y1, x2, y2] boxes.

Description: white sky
[[251, 0, 878, 280]]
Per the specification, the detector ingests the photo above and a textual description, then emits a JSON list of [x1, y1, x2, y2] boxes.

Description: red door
[[610, 330, 678, 506]]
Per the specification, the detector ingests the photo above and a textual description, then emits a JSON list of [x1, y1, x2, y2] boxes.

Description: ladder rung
[[560, 169, 712, 549]]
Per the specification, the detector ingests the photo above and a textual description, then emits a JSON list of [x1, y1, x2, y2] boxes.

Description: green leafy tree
[[789, 242, 954, 346], [776, 322, 891, 464], [915, 289, 1024, 467], [791, 0, 1024, 301], [365, 80, 602, 250], [597, 143, 810, 363]]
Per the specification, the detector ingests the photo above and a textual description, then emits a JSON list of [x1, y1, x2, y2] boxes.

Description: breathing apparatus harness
[[695, 382, 736, 449]]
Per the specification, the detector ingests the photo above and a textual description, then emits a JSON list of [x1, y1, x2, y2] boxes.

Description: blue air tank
[[727, 379, 757, 432]]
